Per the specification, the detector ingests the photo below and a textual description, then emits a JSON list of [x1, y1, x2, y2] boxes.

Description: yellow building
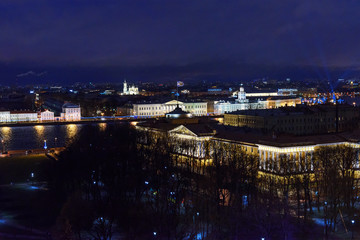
[[136, 117, 360, 176]]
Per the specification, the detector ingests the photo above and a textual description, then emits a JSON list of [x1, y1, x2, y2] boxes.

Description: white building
[[122, 80, 139, 95], [132, 100, 207, 118], [10, 111, 38, 122], [0, 112, 10, 122], [61, 103, 81, 121], [214, 87, 301, 115], [214, 87, 265, 114], [40, 110, 55, 121]]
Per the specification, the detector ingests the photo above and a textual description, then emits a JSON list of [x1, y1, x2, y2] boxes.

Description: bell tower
[[123, 80, 128, 94]]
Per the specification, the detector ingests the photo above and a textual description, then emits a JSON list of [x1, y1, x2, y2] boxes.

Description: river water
[[0, 123, 108, 151]]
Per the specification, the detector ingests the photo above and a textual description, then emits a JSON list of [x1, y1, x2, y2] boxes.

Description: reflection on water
[[0, 122, 115, 151], [34, 125, 45, 140], [66, 124, 78, 139], [0, 124, 82, 151], [98, 123, 107, 131], [0, 127, 12, 142]]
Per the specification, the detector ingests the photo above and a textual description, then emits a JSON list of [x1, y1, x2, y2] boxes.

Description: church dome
[[166, 106, 192, 119]]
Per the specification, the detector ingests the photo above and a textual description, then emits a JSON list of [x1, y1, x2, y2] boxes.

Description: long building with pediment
[[118, 100, 208, 118], [135, 116, 360, 175]]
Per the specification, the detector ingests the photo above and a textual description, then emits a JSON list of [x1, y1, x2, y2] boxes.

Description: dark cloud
[[16, 71, 47, 77], [0, 0, 359, 70]]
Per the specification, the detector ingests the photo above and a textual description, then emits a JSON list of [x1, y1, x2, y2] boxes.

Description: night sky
[[1, 0, 359, 84]]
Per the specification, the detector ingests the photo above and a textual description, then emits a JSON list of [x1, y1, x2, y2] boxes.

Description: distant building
[[43, 99, 81, 121], [61, 103, 81, 121], [40, 110, 55, 121], [133, 100, 207, 118], [0, 112, 10, 122], [122, 80, 139, 95], [214, 87, 265, 114], [264, 96, 301, 108], [118, 100, 207, 118], [10, 111, 38, 122], [214, 87, 301, 114], [224, 104, 360, 135], [238, 88, 298, 97]]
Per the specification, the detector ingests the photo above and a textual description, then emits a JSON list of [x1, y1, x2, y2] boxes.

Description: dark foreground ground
[[0, 154, 60, 239], [0, 154, 356, 239]]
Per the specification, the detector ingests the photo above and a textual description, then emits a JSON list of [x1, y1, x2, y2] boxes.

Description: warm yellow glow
[[34, 125, 44, 130], [34, 125, 45, 138], [98, 123, 107, 131], [0, 127, 11, 140], [258, 145, 315, 153], [66, 124, 78, 139], [131, 121, 138, 126], [214, 118, 223, 124]]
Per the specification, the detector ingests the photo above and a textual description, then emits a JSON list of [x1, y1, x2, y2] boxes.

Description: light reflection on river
[[0, 123, 107, 151]]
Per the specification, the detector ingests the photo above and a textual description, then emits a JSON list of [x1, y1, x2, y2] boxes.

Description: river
[[0, 123, 108, 151]]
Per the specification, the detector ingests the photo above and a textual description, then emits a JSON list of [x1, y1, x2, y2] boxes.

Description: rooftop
[[62, 102, 79, 108]]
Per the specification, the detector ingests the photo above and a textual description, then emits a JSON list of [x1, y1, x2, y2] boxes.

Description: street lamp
[[1, 139, 4, 153], [352, 220, 355, 240], [44, 140, 47, 150], [31, 172, 34, 186]]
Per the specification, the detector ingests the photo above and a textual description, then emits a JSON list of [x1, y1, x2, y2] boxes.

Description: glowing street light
[[44, 140, 47, 150], [1, 139, 4, 153]]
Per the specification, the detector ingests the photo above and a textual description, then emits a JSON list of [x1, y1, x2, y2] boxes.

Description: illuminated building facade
[[136, 120, 360, 175], [0, 112, 10, 122], [61, 103, 81, 121], [214, 87, 301, 115], [40, 110, 55, 121], [122, 80, 139, 95], [126, 100, 207, 118], [10, 111, 38, 122]]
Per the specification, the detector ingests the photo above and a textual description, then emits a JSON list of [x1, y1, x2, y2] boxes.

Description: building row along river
[[0, 102, 81, 123], [117, 87, 301, 118]]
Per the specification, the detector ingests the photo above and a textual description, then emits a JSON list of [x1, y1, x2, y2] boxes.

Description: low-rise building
[[135, 117, 360, 176], [224, 104, 360, 135], [10, 111, 38, 122], [61, 103, 81, 121], [214, 87, 301, 115], [121, 100, 208, 118], [0, 112, 10, 122], [40, 110, 55, 121]]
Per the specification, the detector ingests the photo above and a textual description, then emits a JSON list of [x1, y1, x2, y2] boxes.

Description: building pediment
[[169, 125, 197, 137], [165, 100, 183, 105]]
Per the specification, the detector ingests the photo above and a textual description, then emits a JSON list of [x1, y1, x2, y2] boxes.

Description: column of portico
[[262, 151, 266, 170], [264, 151, 268, 171]]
